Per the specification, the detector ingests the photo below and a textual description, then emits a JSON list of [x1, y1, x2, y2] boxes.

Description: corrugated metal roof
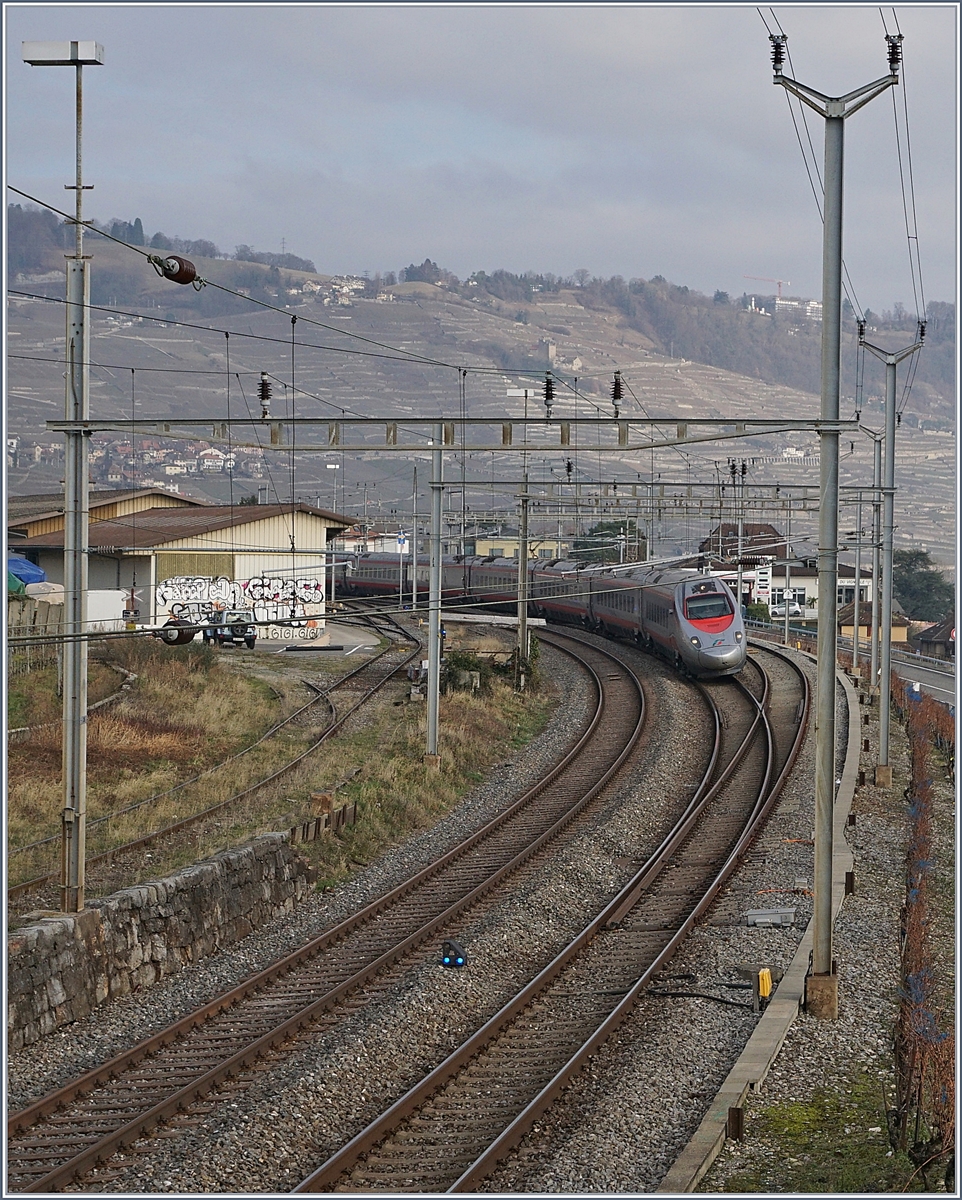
[[20, 503, 348, 549], [7, 486, 205, 525]]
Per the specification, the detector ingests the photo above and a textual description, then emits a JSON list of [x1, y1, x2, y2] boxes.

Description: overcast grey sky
[[4, 3, 958, 310]]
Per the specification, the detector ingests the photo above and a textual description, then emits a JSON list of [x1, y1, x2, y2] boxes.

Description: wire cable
[[887, 19, 927, 323], [225, 332, 235, 518], [8, 351, 258, 376], [10, 287, 599, 399], [764, 9, 865, 322], [10, 190, 657, 397], [8, 288, 457, 370], [7, 185, 453, 370]]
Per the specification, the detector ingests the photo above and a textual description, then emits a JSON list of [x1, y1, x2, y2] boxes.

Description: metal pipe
[[784, 506, 792, 646], [426, 426, 443, 759], [74, 62, 83, 258], [736, 462, 744, 611], [852, 497, 862, 670], [870, 436, 882, 687], [878, 358, 897, 768], [771, 52, 900, 997], [517, 475, 530, 686], [811, 112, 844, 981], [60, 63, 91, 913], [411, 466, 418, 612], [859, 338, 922, 772], [61, 270, 90, 912]]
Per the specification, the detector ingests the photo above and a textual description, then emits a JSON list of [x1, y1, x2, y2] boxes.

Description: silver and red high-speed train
[[337, 553, 746, 678]]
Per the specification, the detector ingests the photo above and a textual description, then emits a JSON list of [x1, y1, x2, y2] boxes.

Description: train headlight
[[735, 631, 743, 642], [689, 636, 701, 647]]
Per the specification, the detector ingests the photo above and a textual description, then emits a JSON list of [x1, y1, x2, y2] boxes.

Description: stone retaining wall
[[7, 834, 317, 1051]]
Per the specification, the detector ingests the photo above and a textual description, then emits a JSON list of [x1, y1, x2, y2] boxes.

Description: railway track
[[290, 640, 810, 1193], [6, 630, 649, 1193], [7, 611, 419, 906]]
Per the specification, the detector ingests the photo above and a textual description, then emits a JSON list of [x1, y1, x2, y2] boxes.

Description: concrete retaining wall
[[7, 834, 317, 1051]]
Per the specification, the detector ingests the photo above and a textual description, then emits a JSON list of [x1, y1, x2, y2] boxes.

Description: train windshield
[[685, 594, 732, 621]]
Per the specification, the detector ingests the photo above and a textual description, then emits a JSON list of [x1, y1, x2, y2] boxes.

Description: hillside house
[[699, 522, 873, 609], [914, 614, 956, 660]]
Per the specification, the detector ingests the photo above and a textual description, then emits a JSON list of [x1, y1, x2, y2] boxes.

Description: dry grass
[[7, 659, 120, 729], [6, 635, 560, 909], [6, 640, 281, 883], [292, 681, 557, 890]]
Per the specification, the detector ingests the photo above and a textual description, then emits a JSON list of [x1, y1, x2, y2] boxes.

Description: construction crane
[[744, 275, 790, 299]]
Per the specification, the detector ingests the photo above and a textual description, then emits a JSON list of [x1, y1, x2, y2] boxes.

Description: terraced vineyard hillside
[[7, 240, 955, 570]]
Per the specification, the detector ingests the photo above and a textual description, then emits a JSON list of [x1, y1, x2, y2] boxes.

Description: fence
[[7, 595, 65, 676]]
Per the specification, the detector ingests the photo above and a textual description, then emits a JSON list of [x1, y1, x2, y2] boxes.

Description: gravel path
[[696, 674, 950, 1193]]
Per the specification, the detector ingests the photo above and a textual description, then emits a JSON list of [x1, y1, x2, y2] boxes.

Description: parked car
[[203, 609, 258, 649], [770, 601, 803, 618]]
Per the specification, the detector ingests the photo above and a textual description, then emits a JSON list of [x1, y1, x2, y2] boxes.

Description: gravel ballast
[[16, 639, 711, 1193], [11, 639, 919, 1197], [8, 645, 592, 1110]]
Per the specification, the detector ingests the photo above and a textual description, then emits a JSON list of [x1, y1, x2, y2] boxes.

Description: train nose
[[696, 643, 746, 672]]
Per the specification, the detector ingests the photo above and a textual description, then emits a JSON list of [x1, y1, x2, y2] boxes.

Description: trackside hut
[[18, 503, 348, 627]]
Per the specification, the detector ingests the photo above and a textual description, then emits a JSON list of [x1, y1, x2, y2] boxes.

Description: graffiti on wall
[[158, 576, 242, 608], [157, 575, 326, 636], [244, 576, 325, 607]]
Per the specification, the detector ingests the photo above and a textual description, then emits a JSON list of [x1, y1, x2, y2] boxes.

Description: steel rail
[[294, 647, 809, 1194], [7, 617, 417, 902], [449, 649, 809, 1193], [7, 634, 647, 1193], [7, 660, 137, 741], [292, 665, 762, 1194], [9, 631, 609, 1133]]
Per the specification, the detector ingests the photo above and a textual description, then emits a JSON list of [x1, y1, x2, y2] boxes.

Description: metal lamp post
[[852, 501, 863, 670], [859, 326, 924, 784], [22, 40, 104, 913], [869, 433, 883, 689], [771, 31, 899, 1018], [425, 426, 443, 767]]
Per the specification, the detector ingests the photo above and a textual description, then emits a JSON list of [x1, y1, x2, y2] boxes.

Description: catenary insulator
[[770, 35, 787, 75], [258, 372, 272, 417], [886, 34, 903, 74], [543, 371, 554, 413], [161, 255, 197, 285], [611, 370, 623, 417]]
